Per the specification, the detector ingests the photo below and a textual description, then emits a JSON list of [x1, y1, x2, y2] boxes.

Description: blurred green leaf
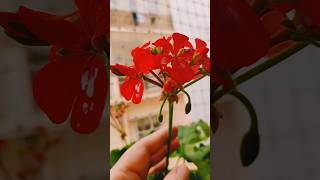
[[176, 120, 210, 180]]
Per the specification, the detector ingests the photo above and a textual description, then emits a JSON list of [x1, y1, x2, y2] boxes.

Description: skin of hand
[[110, 126, 189, 180]]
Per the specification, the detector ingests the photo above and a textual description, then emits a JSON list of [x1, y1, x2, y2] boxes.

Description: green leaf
[[178, 120, 210, 145], [175, 120, 211, 180], [229, 90, 260, 167]]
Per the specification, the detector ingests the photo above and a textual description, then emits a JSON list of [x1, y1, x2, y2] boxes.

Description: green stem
[[165, 102, 174, 173], [181, 90, 191, 103], [180, 74, 208, 92], [150, 70, 164, 85], [229, 91, 258, 130], [158, 96, 168, 122], [142, 75, 163, 88], [212, 42, 309, 103]]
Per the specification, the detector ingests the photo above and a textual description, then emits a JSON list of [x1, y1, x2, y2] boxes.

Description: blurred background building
[[109, 0, 210, 150]]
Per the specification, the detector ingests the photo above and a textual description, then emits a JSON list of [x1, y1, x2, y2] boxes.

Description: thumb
[[164, 165, 189, 180]]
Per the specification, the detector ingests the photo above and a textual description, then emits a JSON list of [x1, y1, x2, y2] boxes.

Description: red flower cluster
[[0, 0, 108, 134], [111, 33, 210, 104]]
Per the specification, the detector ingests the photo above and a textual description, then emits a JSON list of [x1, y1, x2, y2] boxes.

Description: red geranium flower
[[111, 41, 161, 104], [111, 33, 210, 103], [111, 64, 144, 104], [0, 0, 108, 134]]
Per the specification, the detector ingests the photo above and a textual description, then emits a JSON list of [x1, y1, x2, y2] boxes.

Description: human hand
[[110, 127, 189, 180]]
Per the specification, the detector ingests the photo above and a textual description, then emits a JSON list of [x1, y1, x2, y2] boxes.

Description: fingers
[[164, 165, 189, 180], [149, 158, 166, 175], [148, 137, 180, 175], [112, 127, 179, 175], [138, 126, 178, 155], [150, 137, 179, 166]]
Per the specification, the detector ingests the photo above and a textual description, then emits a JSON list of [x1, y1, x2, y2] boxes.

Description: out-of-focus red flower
[[0, 0, 108, 134], [111, 64, 144, 104], [213, 0, 270, 73], [0, 10, 50, 46], [261, 10, 288, 45], [273, 1, 320, 25]]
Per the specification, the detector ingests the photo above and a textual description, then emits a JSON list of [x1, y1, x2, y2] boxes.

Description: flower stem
[[181, 74, 208, 91], [165, 102, 174, 173], [142, 75, 163, 88], [212, 42, 309, 103], [150, 70, 164, 85]]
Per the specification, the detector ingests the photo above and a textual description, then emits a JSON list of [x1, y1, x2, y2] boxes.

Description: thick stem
[[212, 42, 309, 103], [165, 102, 174, 173]]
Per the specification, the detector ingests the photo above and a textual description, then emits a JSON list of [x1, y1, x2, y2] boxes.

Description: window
[[136, 115, 161, 139]]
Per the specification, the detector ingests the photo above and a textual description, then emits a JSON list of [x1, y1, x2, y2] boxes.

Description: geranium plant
[[110, 32, 210, 175]]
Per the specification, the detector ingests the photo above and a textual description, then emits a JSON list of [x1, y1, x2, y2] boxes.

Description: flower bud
[[158, 114, 163, 122], [185, 102, 191, 114]]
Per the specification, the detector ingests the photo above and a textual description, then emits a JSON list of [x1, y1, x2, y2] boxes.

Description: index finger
[[138, 126, 178, 155]]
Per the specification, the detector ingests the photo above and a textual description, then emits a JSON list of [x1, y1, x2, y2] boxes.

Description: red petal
[[131, 79, 144, 104], [120, 78, 136, 101], [70, 55, 107, 134], [261, 11, 287, 40], [111, 64, 137, 77], [33, 55, 88, 125], [171, 59, 194, 84], [132, 47, 155, 74], [195, 38, 207, 49], [18, 6, 88, 51], [153, 37, 173, 54], [172, 33, 193, 54], [0, 12, 49, 46]]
